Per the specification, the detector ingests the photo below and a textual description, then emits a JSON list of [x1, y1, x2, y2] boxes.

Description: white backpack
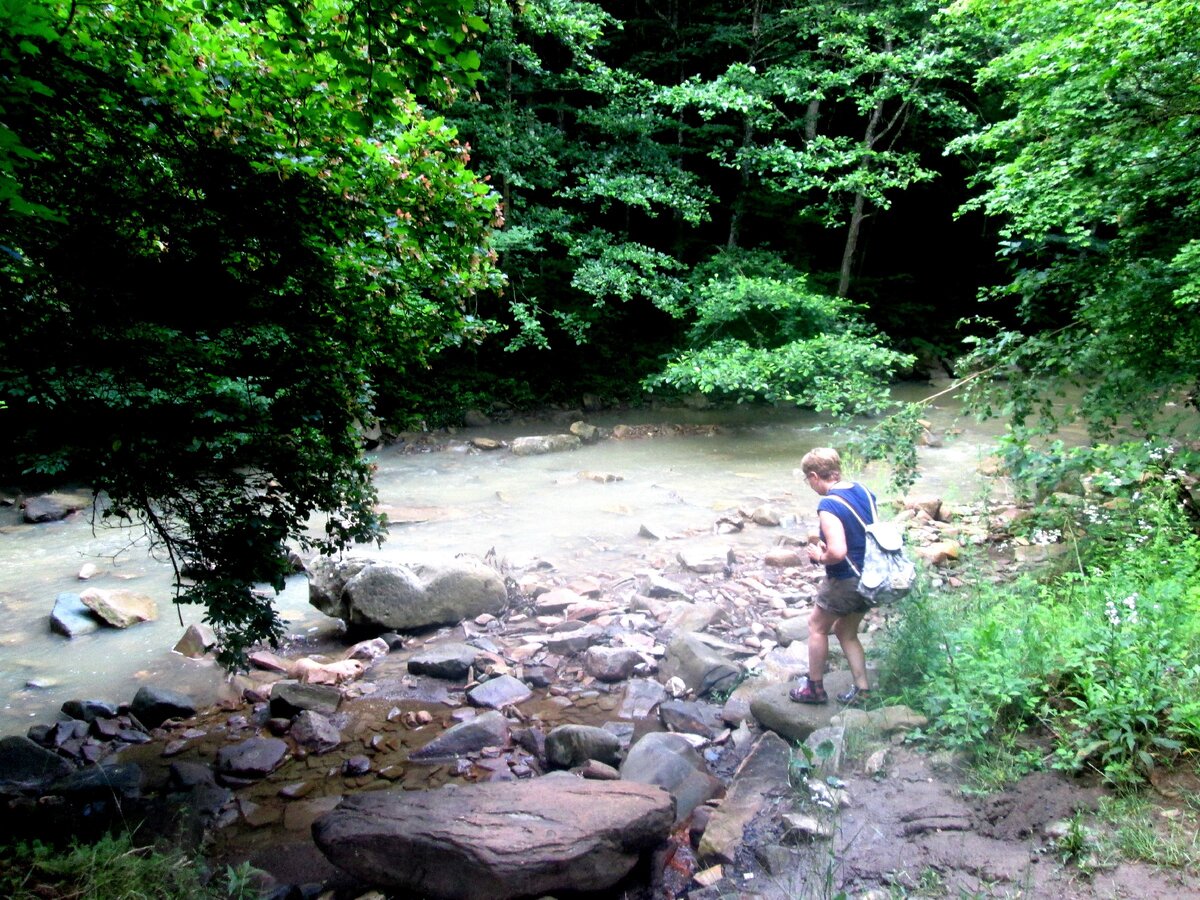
[[827, 490, 916, 607]]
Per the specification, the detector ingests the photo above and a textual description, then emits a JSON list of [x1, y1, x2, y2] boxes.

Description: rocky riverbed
[[3, 477, 1196, 899]]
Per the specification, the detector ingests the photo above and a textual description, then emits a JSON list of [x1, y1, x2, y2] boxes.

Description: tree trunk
[[837, 93, 886, 298]]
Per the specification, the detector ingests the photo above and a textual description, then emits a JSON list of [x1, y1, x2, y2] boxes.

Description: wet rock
[[78, 587, 158, 628], [467, 674, 532, 709], [620, 731, 721, 823], [535, 587, 585, 613], [618, 678, 668, 719], [638, 522, 676, 540], [410, 710, 511, 761], [0, 736, 74, 791], [22, 492, 92, 523], [60, 699, 119, 723], [293, 657, 364, 685], [658, 700, 721, 739], [52, 762, 143, 804], [698, 731, 792, 863], [248, 650, 293, 673], [584, 646, 643, 682], [343, 755, 371, 777], [510, 434, 581, 456], [291, 710, 342, 755], [216, 737, 289, 783], [749, 506, 781, 527], [408, 642, 480, 680], [764, 548, 806, 567], [309, 557, 507, 631], [660, 632, 740, 699], [173, 623, 216, 658], [130, 685, 197, 728], [50, 592, 101, 638], [750, 675, 856, 742], [346, 637, 391, 661], [677, 545, 735, 574], [313, 779, 674, 900], [546, 624, 604, 655], [578, 470, 621, 484], [545, 724, 622, 769], [570, 421, 601, 443], [576, 759, 620, 780], [270, 681, 341, 718], [77, 562, 101, 580], [644, 574, 689, 598]]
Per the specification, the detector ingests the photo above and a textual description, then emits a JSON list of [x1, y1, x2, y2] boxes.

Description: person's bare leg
[[833, 611, 869, 689], [807, 605, 839, 683]]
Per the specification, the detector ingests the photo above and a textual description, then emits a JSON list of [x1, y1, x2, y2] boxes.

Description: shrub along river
[[0, 383, 1009, 739]]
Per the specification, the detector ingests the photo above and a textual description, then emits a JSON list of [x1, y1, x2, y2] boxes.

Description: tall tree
[[0, 0, 499, 665], [949, 0, 1200, 484]]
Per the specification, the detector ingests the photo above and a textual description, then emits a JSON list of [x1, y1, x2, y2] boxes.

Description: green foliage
[[951, 0, 1200, 446], [882, 492, 1200, 787], [0, 833, 252, 900], [646, 250, 913, 414], [0, 0, 498, 666]]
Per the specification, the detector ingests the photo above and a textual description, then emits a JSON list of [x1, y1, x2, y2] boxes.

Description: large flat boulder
[[312, 778, 674, 900]]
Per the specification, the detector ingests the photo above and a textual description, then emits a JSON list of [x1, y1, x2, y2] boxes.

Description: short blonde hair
[[801, 447, 842, 480]]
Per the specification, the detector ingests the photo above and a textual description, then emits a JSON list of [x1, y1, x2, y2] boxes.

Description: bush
[[880, 491, 1200, 787]]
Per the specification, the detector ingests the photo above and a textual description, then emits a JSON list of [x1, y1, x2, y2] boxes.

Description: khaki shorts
[[816, 576, 870, 616]]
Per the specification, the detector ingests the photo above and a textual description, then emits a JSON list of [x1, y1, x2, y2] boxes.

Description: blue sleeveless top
[[817, 482, 876, 580]]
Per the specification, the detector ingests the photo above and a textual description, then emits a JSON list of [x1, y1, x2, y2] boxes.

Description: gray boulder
[[79, 588, 158, 628], [291, 710, 342, 755], [659, 632, 741, 698], [270, 681, 342, 717], [216, 737, 289, 783], [466, 674, 532, 709], [545, 724, 622, 769], [410, 710, 511, 762], [22, 492, 92, 523], [748, 675, 854, 743], [509, 434, 581, 456], [50, 593, 101, 638], [698, 731, 792, 862], [0, 736, 74, 792], [312, 778, 674, 899], [308, 556, 506, 631], [130, 686, 197, 728], [408, 642, 480, 680], [620, 731, 722, 822]]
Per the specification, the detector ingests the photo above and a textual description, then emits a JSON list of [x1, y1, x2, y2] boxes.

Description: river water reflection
[[0, 385, 1004, 737]]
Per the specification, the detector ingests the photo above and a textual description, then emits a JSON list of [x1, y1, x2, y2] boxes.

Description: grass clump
[[0, 833, 260, 900]]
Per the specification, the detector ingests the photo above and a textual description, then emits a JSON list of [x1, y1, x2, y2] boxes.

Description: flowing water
[[0, 383, 1007, 738]]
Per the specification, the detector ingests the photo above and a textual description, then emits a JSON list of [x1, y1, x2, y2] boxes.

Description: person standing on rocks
[[789, 447, 873, 706]]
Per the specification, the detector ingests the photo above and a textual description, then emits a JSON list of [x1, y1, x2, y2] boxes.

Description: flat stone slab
[[312, 778, 674, 900]]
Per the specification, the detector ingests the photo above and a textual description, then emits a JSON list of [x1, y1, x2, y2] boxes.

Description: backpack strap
[[821, 485, 875, 578]]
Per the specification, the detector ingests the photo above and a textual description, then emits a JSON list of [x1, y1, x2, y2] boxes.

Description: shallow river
[[0, 384, 1005, 738]]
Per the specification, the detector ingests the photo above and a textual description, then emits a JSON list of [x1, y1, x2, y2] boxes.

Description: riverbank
[[7, 475, 1197, 899]]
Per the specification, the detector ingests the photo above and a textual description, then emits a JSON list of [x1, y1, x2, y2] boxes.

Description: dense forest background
[[2, 0, 1198, 659]]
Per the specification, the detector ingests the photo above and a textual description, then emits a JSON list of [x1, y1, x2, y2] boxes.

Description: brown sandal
[[789, 677, 828, 704]]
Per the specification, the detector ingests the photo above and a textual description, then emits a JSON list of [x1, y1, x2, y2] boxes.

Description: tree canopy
[[1, 0, 499, 664], [4, 0, 1198, 661]]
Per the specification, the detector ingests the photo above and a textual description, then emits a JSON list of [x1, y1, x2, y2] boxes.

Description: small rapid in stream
[[0, 384, 1006, 739]]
